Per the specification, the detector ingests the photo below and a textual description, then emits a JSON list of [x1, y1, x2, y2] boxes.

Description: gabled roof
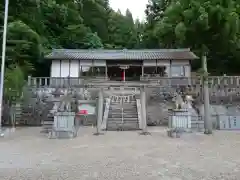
[[45, 48, 198, 60]]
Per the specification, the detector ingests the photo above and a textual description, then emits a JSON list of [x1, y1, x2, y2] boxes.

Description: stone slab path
[[0, 127, 240, 180]]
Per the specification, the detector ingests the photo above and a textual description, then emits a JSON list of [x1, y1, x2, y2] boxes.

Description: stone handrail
[[27, 76, 108, 87]]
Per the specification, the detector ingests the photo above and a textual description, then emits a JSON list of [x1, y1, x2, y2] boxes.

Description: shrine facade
[[46, 49, 198, 81]]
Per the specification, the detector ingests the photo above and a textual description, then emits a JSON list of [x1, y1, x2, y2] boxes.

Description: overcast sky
[[109, 0, 148, 21]]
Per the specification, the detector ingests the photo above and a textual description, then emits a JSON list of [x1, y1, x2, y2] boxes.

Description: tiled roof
[[45, 49, 198, 60]]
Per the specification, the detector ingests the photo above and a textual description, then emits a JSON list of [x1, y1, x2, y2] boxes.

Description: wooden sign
[[78, 110, 88, 115], [78, 104, 96, 115]]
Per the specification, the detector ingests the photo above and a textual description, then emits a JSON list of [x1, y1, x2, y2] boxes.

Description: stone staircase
[[106, 94, 140, 131], [14, 103, 23, 125], [41, 114, 54, 133]]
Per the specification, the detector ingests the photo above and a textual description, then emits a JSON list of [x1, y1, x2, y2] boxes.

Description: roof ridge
[[52, 48, 191, 53]]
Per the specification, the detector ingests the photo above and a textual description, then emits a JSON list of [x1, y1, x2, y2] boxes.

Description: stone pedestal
[[168, 109, 191, 129], [50, 112, 77, 139]]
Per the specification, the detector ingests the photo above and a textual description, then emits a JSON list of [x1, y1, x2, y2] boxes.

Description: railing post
[[27, 75, 31, 86], [230, 76, 234, 85], [44, 78, 48, 87], [237, 77, 240, 86], [33, 77, 37, 87], [49, 77, 52, 87], [39, 78, 42, 87], [217, 77, 220, 85]]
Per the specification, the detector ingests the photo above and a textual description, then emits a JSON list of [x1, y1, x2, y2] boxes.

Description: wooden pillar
[[188, 60, 191, 85], [141, 65, 144, 77], [169, 60, 172, 86], [122, 69, 125, 82], [91, 60, 94, 77], [105, 66, 108, 80], [155, 60, 158, 75], [169, 60, 172, 78]]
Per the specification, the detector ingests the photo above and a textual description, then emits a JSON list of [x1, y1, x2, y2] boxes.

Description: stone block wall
[[147, 101, 174, 126]]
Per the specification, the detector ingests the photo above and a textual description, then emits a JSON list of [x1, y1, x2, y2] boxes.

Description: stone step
[[108, 118, 138, 122], [109, 105, 137, 107], [107, 120, 139, 123], [110, 105, 136, 107], [43, 121, 54, 125], [110, 104, 137, 107], [110, 101, 136, 103], [110, 110, 137, 112], [107, 123, 138, 127], [108, 117, 138, 119], [110, 103, 136, 106], [109, 114, 137, 117], [108, 111, 138, 117], [109, 107, 136, 111], [108, 122, 138, 127], [111, 101, 136, 103], [43, 119, 54, 122], [191, 121, 204, 130], [109, 110, 137, 113], [106, 99, 139, 131], [109, 109, 137, 112], [108, 116, 138, 119], [107, 119, 138, 122], [107, 123, 139, 131], [42, 124, 53, 128], [108, 112, 138, 115], [110, 103, 137, 107], [109, 107, 137, 110]]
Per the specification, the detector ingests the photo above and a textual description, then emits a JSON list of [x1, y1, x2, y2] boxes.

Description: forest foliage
[[144, 0, 240, 74], [0, 0, 239, 97], [0, 0, 141, 98]]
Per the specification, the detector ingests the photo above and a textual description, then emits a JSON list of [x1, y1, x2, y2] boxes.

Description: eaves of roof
[[45, 49, 199, 60]]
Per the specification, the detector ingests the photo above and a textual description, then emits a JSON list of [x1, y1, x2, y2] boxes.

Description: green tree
[[4, 65, 25, 101], [0, 0, 144, 81], [81, 0, 109, 43], [107, 9, 139, 48], [82, 32, 104, 49], [145, 0, 240, 73], [142, 0, 172, 48], [5, 20, 42, 74]]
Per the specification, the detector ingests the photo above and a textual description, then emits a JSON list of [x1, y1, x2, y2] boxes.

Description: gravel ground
[[1, 127, 240, 180]]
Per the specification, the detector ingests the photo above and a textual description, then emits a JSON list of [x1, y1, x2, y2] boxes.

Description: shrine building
[[46, 49, 198, 81]]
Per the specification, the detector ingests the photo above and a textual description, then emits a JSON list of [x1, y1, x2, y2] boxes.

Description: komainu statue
[[172, 93, 184, 109], [58, 93, 73, 112]]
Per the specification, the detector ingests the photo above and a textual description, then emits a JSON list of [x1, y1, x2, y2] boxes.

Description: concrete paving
[[0, 127, 240, 180]]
